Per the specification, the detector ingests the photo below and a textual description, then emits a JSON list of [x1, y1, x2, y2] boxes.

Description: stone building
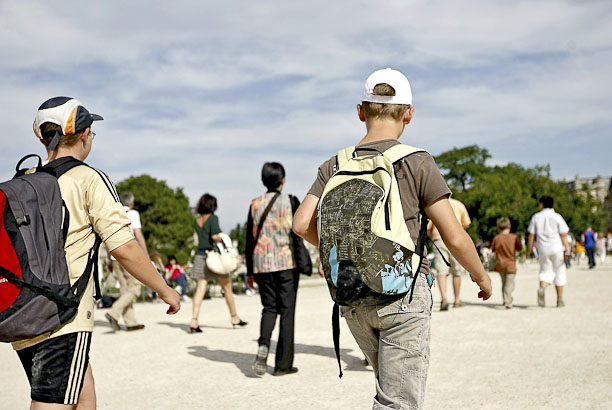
[[566, 176, 612, 227], [566, 176, 612, 202]]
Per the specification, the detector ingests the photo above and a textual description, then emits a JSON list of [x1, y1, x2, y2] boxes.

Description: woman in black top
[[190, 193, 247, 333]]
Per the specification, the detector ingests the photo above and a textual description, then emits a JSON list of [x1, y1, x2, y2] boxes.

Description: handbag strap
[[254, 193, 280, 246]]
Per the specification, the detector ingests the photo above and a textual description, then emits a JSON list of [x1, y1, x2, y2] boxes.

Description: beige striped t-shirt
[[12, 162, 134, 350]]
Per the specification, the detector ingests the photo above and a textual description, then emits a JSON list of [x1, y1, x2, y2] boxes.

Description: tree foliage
[[230, 223, 248, 255], [434, 145, 491, 192], [116, 175, 195, 264], [438, 148, 609, 241]]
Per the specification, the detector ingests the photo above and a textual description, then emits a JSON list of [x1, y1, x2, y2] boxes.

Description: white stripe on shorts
[[64, 332, 90, 404]]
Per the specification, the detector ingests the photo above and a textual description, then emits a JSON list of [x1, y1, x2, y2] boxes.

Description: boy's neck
[[358, 118, 405, 146], [501, 228, 511, 234]]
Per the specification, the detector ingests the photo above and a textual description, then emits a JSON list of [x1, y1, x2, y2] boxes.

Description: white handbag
[[205, 234, 238, 275]]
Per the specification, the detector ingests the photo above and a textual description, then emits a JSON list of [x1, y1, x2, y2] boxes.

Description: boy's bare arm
[[425, 197, 492, 300], [111, 240, 181, 314], [293, 194, 320, 246]]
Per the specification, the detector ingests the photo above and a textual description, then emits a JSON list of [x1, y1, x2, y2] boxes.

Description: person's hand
[[475, 275, 492, 300], [159, 287, 181, 314]]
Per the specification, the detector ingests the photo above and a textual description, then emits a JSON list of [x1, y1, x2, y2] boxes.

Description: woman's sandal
[[190, 320, 202, 333], [231, 317, 248, 328]]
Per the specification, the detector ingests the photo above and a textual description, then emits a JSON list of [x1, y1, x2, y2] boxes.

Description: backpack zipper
[[334, 167, 389, 177]]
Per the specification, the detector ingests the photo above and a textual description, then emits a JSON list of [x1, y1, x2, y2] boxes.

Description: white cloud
[[1, 0, 611, 228]]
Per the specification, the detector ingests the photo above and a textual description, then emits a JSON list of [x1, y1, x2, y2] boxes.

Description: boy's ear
[[403, 107, 415, 125], [79, 127, 90, 145], [357, 104, 366, 122]]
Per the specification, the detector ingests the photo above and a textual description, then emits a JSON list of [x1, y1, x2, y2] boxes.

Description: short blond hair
[[362, 83, 411, 121], [497, 217, 511, 231], [40, 122, 83, 148]]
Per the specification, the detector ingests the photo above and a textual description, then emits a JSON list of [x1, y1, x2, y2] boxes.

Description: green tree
[[116, 175, 195, 264], [460, 163, 609, 241], [229, 222, 248, 255], [435, 145, 491, 192]]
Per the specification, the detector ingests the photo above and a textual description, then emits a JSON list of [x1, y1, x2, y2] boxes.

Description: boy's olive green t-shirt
[[308, 139, 451, 273]]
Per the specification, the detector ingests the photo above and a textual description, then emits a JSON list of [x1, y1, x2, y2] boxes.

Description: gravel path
[[2, 259, 611, 409]]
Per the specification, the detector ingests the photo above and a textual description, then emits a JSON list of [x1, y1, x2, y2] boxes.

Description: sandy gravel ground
[[2, 259, 612, 409]]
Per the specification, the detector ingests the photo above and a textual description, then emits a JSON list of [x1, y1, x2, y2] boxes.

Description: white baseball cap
[[361, 68, 412, 106], [33, 97, 103, 149]]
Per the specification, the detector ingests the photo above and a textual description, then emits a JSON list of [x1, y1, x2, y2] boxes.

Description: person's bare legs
[[31, 402, 74, 409], [31, 365, 96, 410], [453, 275, 462, 304], [76, 365, 96, 410], [555, 286, 564, 300], [217, 275, 240, 322], [437, 273, 449, 310], [191, 279, 208, 328]]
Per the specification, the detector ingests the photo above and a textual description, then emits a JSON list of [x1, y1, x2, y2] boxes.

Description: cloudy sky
[[1, 0, 610, 229]]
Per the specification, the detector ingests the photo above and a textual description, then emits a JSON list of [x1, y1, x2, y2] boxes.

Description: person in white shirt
[[106, 192, 150, 330], [527, 196, 571, 308]]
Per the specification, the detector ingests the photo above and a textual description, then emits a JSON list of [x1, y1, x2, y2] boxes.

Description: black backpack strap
[[71, 235, 103, 300], [41, 156, 86, 178], [254, 193, 280, 246], [332, 303, 343, 378], [0, 267, 78, 307], [408, 210, 430, 304]]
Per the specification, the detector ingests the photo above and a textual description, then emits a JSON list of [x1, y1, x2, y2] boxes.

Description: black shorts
[[17, 332, 92, 404]]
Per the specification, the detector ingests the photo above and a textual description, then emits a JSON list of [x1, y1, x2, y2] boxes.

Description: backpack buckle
[[16, 215, 31, 226]]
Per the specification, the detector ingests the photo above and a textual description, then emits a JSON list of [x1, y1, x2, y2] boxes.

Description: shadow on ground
[[158, 321, 248, 333], [93, 320, 119, 334], [460, 301, 533, 310], [186, 342, 370, 377]]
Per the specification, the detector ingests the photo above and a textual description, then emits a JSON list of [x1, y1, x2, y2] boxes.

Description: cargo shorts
[[341, 274, 433, 410]]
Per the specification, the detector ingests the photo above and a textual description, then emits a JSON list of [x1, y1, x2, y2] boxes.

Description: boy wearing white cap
[[14, 97, 180, 409], [293, 69, 491, 409]]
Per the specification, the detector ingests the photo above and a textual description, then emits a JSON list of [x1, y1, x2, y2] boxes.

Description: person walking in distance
[[491, 217, 523, 309], [582, 224, 597, 269], [12, 97, 179, 409], [428, 197, 471, 310], [293, 68, 492, 409], [527, 196, 571, 307], [246, 162, 302, 377], [105, 192, 149, 331]]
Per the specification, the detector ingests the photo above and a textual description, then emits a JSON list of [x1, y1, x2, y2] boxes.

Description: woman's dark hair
[[167, 255, 177, 263], [197, 193, 217, 214], [261, 162, 285, 191], [539, 195, 554, 208]]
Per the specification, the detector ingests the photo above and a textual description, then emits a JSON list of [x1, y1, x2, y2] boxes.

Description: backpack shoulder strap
[[383, 144, 426, 164], [42, 156, 86, 178], [336, 146, 355, 169]]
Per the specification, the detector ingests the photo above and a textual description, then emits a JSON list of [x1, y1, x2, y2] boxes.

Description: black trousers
[[586, 247, 596, 267], [254, 269, 299, 371]]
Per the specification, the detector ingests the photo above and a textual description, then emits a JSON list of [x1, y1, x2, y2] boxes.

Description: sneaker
[[105, 312, 121, 331], [181, 294, 190, 302], [537, 288, 545, 307], [245, 289, 255, 297], [252, 345, 269, 377], [557, 299, 565, 308]]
